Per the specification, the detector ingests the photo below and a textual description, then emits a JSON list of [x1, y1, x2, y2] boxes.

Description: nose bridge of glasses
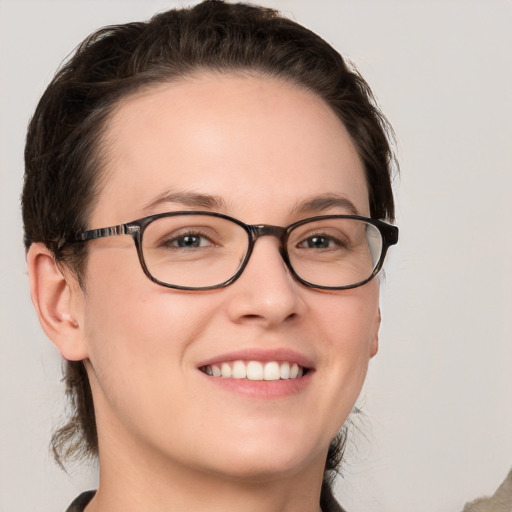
[[248, 224, 288, 246]]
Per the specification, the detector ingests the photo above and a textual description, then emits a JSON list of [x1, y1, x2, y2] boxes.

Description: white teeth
[[263, 361, 280, 381], [232, 360, 247, 379], [280, 362, 290, 379], [202, 360, 306, 381], [247, 361, 263, 380], [221, 362, 232, 378]]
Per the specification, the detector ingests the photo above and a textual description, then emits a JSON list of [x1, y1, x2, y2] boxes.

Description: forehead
[[92, 73, 369, 226]]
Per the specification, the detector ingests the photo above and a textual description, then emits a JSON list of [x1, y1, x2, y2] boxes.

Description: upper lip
[[197, 348, 315, 370]]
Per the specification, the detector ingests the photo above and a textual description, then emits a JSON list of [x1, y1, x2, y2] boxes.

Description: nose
[[225, 236, 306, 327]]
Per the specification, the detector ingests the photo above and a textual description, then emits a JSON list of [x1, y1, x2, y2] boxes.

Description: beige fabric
[[462, 469, 512, 512]]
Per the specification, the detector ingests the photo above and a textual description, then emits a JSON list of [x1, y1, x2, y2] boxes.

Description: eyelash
[[296, 232, 351, 250], [161, 230, 217, 249]]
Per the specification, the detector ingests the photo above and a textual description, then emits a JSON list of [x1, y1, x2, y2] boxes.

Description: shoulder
[[461, 469, 512, 512], [65, 490, 96, 512]]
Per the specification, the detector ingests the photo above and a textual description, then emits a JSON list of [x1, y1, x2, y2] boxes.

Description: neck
[[87, 451, 325, 512], [85, 422, 326, 512]]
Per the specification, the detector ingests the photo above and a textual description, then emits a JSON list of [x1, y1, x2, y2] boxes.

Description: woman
[[23, 1, 398, 511]]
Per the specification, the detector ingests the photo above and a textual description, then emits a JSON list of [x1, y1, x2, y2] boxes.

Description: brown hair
[[22, 0, 396, 498]]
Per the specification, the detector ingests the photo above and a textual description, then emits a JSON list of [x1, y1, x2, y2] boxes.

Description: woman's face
[[76, 73, 380, 481]]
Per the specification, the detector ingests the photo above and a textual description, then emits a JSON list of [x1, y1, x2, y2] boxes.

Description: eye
[[300, 235, 334, 249], [297, 234, 348, 250], [162, 231, 216, 249]]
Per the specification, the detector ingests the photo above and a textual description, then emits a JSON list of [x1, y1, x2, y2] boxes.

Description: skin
[[28, 73, 380, 512]]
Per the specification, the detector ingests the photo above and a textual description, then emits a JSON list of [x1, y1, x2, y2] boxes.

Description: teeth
[[221, 362, 232, 378], [263, 361, 280, 381], [247, 361, 263, 380], [280, 362, 290, 379], [202, 360, 306, 380], [232, 360, 247, 379]]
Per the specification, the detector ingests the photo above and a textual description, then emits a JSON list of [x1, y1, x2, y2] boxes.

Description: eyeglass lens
[[141, 214, 383, 289]]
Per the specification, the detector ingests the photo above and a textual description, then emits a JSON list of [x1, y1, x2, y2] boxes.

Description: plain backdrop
[[1, 1, 511, 511]]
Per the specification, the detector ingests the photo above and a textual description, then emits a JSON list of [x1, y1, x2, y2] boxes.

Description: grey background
[[1, 1, 511, 511]]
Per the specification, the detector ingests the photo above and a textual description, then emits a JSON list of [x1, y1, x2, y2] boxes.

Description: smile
[[200, 360, 306, 380]]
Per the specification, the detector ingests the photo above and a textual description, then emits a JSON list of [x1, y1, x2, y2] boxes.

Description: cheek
[[81, 250, 213, 398], [314, 283, 379, 353], [81, 271, 220, 455], [82, 282, 204, 375], [309, 285, 380, 412], [83, 245, 205, 339]]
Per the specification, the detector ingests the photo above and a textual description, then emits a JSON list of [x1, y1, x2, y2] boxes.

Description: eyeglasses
[[67, 211, 398, 291]]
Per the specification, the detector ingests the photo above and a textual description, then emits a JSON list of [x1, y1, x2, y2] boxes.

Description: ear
[[369, 308, 381, 358], [26, 243, 88, 361]]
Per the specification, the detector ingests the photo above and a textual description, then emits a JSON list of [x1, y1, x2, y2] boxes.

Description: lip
[[196, 348, 315, 400], [197, 348, 314, 369], [199, 370, 314, 399]]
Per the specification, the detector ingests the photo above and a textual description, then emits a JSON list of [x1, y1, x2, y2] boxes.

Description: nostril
[[242, 314, 261, 320]]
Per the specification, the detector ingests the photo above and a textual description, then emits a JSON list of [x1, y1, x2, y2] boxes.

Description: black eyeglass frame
[[66, 211, 398, 291]]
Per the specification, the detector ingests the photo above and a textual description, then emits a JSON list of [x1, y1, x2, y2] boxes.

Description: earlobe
[[26, 243, 88, 361], [369, 308, 381, 358]]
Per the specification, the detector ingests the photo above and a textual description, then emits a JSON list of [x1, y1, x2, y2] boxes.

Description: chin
[[195, 436, 328, 483]]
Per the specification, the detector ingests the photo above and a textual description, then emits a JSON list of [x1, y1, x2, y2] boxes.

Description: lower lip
[[198, 370, 314, 399]]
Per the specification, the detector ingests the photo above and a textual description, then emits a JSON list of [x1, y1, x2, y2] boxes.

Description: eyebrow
[[291, 194, 361, 216], [142, 191, 227, 213], [142, 190, 360, 217]]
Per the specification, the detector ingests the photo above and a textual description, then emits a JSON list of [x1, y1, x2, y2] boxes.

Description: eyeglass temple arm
[[66, 223, 140, 244], [382, 224, 399, 245]]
